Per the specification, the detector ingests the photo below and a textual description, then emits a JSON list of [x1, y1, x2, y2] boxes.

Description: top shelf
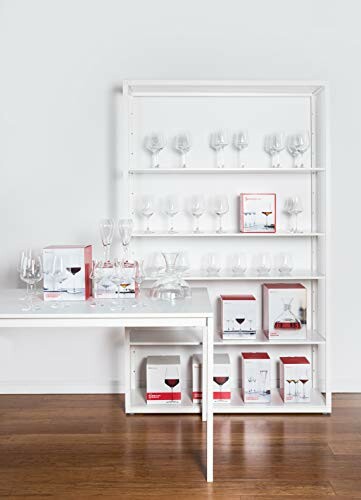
[[129, 168, 325, 175]]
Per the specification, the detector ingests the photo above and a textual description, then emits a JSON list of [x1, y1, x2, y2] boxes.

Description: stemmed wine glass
[[145, 133, 166, 168], [118, 219, 133, 263], [165, 366, 180, 402], [110, 260, 129, 311], [89, 260, 104, 308], [17, 249, 33, 300], [66, 261, 82, 294], [164, 195, 180, 234], [213, 195, 229, 233], [99, 218, 114, 265], [211, 130, 229, 168], [291, 196, 303, 233], [295, 131, 310, 168], [287, 135, 300, 168], [265, 133, 285, 168], [234, 130, 248, 168], [174, 132, 191, 168], [19, 256, 43, 311], [190, 194, 205, 233], [44, 255, 67, 308], [139, 195, 155, 234]]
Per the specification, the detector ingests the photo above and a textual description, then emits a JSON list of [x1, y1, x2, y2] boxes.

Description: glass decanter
[[150, 252, 191, 301], [274, 298, 302, 330]]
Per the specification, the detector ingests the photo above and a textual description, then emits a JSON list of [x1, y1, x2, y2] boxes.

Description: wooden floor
[[0, 394, 360, 498]]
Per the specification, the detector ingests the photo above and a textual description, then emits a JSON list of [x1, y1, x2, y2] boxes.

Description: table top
[[0, 288, 213, 319]]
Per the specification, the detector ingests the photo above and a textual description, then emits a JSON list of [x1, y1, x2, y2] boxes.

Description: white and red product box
[[263, 283, 307, 340], [280, 356, 311, 403], [93, 261, 139, 299], [146, 355, 181, 404], [192, 353, 231, 404], [241, 352, 271, 403], [43, 245, 92, 301], [239, 193, 276, 233], [220, 294, 256, 339]]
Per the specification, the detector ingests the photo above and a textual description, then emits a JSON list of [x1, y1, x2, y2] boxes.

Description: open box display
[[118, 80, 330, 415]]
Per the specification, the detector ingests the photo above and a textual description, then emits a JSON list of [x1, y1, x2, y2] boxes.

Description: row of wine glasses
[[144, 251, 294, 277], [99, 218, 133, 263], [138, 194, 229, 233], [265, 132, 310, 168]]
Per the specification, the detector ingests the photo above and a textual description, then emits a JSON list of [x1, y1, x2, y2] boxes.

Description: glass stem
[[219, 148, 224, 168], [218, 214, 222, 232], [146, 217, 151, 233], [153, 151, 159, 168], [181, 152, 186, 168], [295, 213, 299, 233]]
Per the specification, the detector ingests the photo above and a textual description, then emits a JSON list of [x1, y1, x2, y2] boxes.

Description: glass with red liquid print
[[165, 366, 180, 402], [213, 376, 230, 399]]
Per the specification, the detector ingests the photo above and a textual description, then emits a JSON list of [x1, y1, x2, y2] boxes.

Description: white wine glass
[[139, 195, 155, 234], [295, 131, 310, 168], [234, 130, 248, 168], [145, 133, 167, 168], [272, 132, 285, 168], [164, 195, 180, 234], [17, 249, 33, 300], [213, 195, 229, 233], [210, 130, 229, 168], [99, 218, 114, 264], [190, 194, 206, 233], [174, 132, 191, 168]]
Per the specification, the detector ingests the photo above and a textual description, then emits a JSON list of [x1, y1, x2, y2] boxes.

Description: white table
[[0, 288, 214, 482]]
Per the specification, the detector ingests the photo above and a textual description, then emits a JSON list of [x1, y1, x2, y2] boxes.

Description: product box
[[146, 355, 181, 404], [220, 295, 256, 339], [93, 262, 138, 299], [192, 353, 231, 403], [241, 352, 271, 403], [240, 193, 276, 233], [280, 356, 311, 403], [263, 283, 307, 340], [43, 245, 92, 301]]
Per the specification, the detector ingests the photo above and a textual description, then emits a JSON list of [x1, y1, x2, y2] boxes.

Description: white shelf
[[130, 327, 202, 345], [213, 389, 328, 414], [144, 270, 324, 281], [129, 168, 325, 174], [214, 330, 326, 345], [129, 388, 201, 414], [134, 231, 324, 238], [129, 387, 328, 414]]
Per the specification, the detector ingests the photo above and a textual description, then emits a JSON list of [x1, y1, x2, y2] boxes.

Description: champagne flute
[[174, 132, 191, 168], [164, 195, 179, 234], [139, 195, 155, 234], [211, 130, 229, 168], [99, 218, 114, 264], [145, 133, 166, 168], [190, 194, 206, 233], [233, 130, 248, 168], [213, 195, 229, 233], [118, 219, 133, 262]]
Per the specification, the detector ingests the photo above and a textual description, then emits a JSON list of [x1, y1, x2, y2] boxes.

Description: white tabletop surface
[[0, 288, 213, 319]]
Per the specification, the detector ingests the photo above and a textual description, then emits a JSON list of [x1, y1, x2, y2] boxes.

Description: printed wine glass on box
[[263, 283, 307, 340], [240, 193, 276, 233]]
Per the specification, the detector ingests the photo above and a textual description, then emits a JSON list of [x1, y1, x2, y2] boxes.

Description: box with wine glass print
[[43, 245, 92, 301], [220, 295, 256, 339], [192, 353, 231, 403], [146, 355, 181, 404], [280, 356, 311, 403], [239, 193, 276, 233], [241, 352, 271, 403]]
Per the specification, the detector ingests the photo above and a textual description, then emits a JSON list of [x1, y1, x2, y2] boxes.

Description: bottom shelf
[[127, 388, 329, 414]]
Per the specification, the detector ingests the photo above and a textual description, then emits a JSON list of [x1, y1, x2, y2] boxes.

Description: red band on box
[[192, 391, 202, 399], [213, 392, 231, 399], [146, 392, 181, 400]]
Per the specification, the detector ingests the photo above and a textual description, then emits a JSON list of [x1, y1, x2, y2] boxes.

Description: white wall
[[0, 0, 359, 393]]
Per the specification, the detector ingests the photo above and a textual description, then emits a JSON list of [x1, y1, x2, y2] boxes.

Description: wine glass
[[17, 249, 33, 300], [118, 219, 133, 262], [190, 194, 206, 233], [145, 133, 166, 168], [213, 195, 229, 233], [45, 255, 67, 308], [256, 253, 272, 275], [19, 256, 43, 311], [210, 130, 229, 168], [278, 253, 293, 275], [233, 130, 248, 168], [66, 261, 82, 294], [174, 132, 191, 168], [146, 252, 165, 277], [99, 218, 114, 264], [175, 251, 190, 275], [284, 197, 296, 232], [290, 196, 303, 233], [272, 132, 285, 168], [231, 253, 247, 275], [89, 260, 104, 308], [287, 135, 300, 168], [264, 134, 276, 168], [164, 195, 179, 234], [205, 253, 221, 276], [139, 195, 155, 234], [295, 131, 310, 168], [165, 366, 180, 402], [110, 260, 128, 311]]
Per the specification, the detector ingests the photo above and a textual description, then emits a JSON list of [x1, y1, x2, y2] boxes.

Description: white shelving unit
[[120, 80, 330, 415]]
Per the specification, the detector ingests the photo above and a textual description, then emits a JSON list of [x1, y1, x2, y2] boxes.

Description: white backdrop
[[0, 0, 358, 392]]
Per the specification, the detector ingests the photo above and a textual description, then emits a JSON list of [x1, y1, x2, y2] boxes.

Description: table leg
[[206, 317, 214, 482]]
